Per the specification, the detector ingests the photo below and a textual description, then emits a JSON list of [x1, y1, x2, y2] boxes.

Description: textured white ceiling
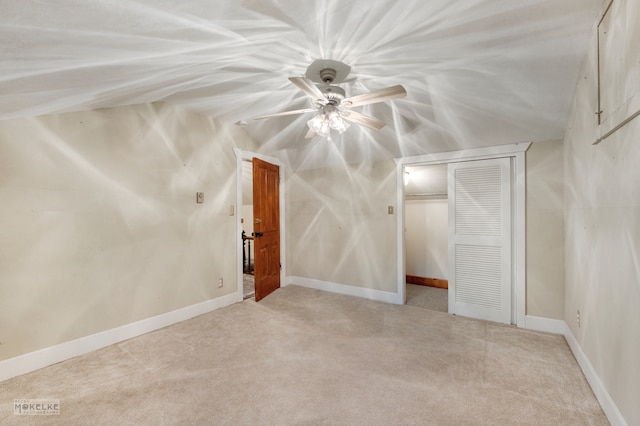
[[1, 0, 603, 168]]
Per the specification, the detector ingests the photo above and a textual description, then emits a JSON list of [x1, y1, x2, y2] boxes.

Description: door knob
[[253, 232, 264, 237], [255, 218, 262, 223]]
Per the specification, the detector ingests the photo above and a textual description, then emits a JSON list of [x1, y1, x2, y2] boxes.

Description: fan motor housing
[[320, 85, 345, 105]]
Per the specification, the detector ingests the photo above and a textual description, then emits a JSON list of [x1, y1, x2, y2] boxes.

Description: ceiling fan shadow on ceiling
[[252, 60, 407, 140]]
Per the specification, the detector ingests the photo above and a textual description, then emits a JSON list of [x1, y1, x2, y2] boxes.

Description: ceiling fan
[[253, 60, 407, 140]]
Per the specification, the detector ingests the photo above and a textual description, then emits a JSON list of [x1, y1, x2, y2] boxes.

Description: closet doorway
[[404, 164, 449, 313], [397, 143, 529, 326]]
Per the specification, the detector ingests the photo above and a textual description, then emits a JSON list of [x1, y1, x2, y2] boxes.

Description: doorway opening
[[404, 164, 449, 313], [235, 149, 285, 304], [241, 159, 255, 300]]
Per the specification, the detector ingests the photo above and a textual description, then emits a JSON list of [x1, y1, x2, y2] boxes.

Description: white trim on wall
[[564, 326, 628, 426], [514, 153, 527, 326], [286, 276, 401, 304], [233, 148, 286, 303], [524, 315, 567, 335], [396, 163, 407, 305], [399, 143, 531, 165], [0, 293, 237, 383], [523, 316, 626, 425], [396, 142, 531, 327]]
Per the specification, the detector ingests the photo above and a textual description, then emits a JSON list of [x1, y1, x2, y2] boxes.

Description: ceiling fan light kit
[[253, 59, 406, 140], [307, 106, 350, 140]]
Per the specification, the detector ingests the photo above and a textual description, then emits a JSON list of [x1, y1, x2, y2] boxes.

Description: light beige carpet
[[406, 283, 448, 312], [243, 273, 255, 299], [0, 285, 608, 425]]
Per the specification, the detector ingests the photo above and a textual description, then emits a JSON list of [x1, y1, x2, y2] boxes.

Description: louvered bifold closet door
[[448, 158, 512, 324]]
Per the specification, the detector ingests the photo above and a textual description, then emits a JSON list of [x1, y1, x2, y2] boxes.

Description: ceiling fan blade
[[289, 77, 328, 105], [253, 108, 317, 120], [342, 85, 407, 108], [304, 128, 316, 139], [341, 110, 386, 131]]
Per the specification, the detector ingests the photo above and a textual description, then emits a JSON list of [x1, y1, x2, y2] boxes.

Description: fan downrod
[[319, 68, 337, 84]]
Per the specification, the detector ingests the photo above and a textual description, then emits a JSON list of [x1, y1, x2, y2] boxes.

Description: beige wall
[[405, 199, 448, 280], [290, 145, 569, 317], [526, 140, 565, 319], [564, 0, 640, 423], [0, 102, 255, 361], [286, 160, 397, 292]]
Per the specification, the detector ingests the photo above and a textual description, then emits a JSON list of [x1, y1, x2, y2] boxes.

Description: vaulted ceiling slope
[[2, 0, 603, 167]]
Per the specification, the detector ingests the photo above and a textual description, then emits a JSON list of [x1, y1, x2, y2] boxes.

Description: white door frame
[[395, 142, 531, 327], [233, 148, 286, 303]]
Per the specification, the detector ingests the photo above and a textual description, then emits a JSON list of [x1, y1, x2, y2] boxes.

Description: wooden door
[[448, 158, 512, 324], [252, 158, 280, 301]]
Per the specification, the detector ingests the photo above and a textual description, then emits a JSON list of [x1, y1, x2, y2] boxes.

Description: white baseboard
[[0, 293, 238, 383], [286, 276, 401, 304], [524, 315, 567, 334], [563, 326, 628, 426], [524, 315, 626, 425]]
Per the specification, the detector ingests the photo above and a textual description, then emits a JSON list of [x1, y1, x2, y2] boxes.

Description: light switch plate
[[196, 192, 204, 203]]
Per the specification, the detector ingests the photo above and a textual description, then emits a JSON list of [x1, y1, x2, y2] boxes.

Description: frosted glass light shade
[[307, 110, 349, 138]]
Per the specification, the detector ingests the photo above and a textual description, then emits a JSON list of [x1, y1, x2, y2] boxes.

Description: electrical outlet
[[577, 309, 581, 328], [218, 278, 223, 288], [388, 205, 394, 214]]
